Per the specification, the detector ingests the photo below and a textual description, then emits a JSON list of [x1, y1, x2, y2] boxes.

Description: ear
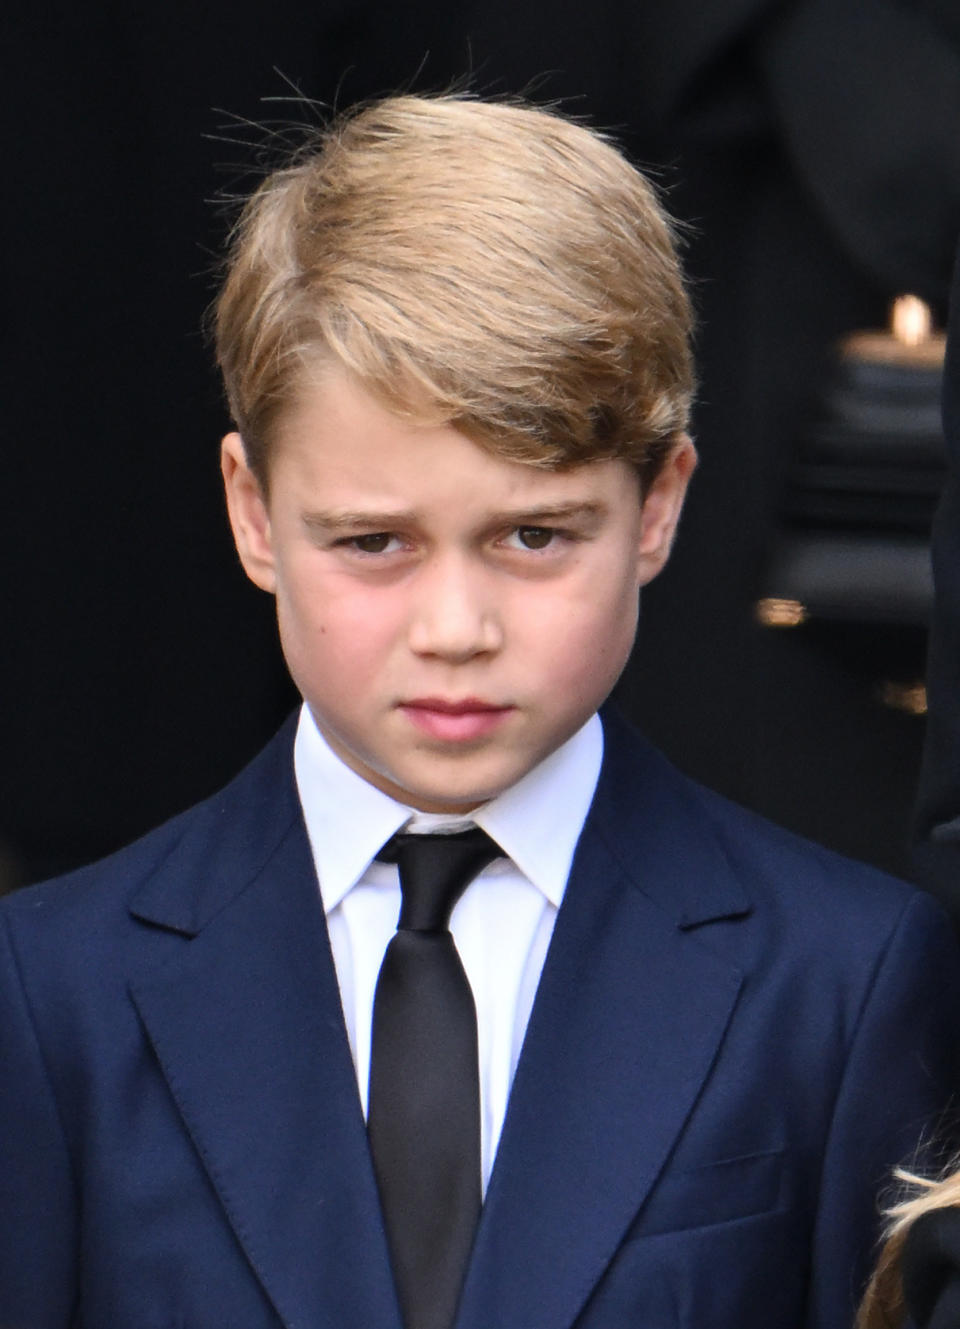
[[636, 435, 697, 586], [221, 432, 277, 594]]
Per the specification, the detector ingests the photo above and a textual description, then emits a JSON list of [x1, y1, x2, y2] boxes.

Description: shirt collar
[[294, 703, 603, 913]]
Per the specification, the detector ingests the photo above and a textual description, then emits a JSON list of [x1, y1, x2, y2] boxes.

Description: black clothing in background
[[611, 0, 960, 876], [902, 1207, 960, 1329], [915, 247, 960, 912], [2, 1, 959, 884], [1, 6, 314, 878]]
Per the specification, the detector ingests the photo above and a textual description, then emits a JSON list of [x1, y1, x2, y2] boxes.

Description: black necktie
[[368, 827, 500, 1329]]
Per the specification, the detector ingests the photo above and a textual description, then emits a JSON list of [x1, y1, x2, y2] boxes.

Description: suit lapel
[[457, 713, 749, 1329], [128, 724, 402, 1329], [123, 711, 749, 1329]]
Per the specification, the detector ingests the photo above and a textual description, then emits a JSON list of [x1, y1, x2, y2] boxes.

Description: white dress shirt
[[293, 704, 603, 1192]]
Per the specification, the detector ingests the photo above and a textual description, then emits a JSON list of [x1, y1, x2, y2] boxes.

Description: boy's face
[[223, 370, 694, 812]]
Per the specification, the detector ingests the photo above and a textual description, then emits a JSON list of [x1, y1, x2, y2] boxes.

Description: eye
[[511, 526, 556, 551], [344, 532, 400, 555]]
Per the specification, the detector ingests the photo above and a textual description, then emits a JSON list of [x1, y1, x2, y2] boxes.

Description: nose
[[407, 554, 503, 662]]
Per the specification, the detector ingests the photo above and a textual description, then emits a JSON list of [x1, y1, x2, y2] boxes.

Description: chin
[[397, 772, 513, 813]]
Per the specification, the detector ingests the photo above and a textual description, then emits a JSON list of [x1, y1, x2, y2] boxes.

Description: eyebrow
[[302, 509, 412, 532], [301, 502, 609, 532]]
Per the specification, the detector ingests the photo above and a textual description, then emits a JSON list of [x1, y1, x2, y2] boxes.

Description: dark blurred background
[[3, 0, 960, 892]]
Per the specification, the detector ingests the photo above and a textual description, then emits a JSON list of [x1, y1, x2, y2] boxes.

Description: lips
[[399, 698, 513, 742]]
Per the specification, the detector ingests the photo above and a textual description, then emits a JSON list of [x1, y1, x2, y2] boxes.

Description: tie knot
[[377, 827, 501, 931]]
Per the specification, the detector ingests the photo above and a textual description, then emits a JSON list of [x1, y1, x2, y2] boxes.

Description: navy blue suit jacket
[[2, 711, 958, 1329]]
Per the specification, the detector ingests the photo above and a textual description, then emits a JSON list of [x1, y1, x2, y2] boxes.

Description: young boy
[[1, 95, 957, 1329]]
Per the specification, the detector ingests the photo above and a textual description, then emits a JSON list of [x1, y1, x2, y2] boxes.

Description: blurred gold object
[[842, 295, 946, 368], [755, 597, 807, 628], [877, 680, 928, 716]]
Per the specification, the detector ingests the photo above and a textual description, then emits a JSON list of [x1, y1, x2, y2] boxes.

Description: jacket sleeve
[[805, 890, 960, 1329], [0, 906, 79, 1328]]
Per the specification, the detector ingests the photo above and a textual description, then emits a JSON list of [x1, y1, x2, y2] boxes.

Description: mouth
[[398, 698, 514, 742]]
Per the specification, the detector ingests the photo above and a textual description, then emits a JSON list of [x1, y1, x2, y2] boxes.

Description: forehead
[[267, 370, 640, 513]]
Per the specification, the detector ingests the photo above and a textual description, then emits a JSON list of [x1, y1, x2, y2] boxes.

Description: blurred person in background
[[2, 0, 958, 891]]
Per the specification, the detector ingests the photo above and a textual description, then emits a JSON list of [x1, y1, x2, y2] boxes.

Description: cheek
[[522, 578, 639, 690], [275, 575, 401, 682], [571, 601, 638, 678]]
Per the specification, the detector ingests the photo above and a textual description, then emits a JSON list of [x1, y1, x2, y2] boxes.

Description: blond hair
[[857, 1164, 960, 1329], [214, 94, 694, 489]]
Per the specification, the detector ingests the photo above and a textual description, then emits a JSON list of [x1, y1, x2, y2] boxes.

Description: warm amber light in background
[[877, 680, 928, 716], [842, 294, 944, 367], [755, 597, 807, 628], [891, 295, 933, 347]]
